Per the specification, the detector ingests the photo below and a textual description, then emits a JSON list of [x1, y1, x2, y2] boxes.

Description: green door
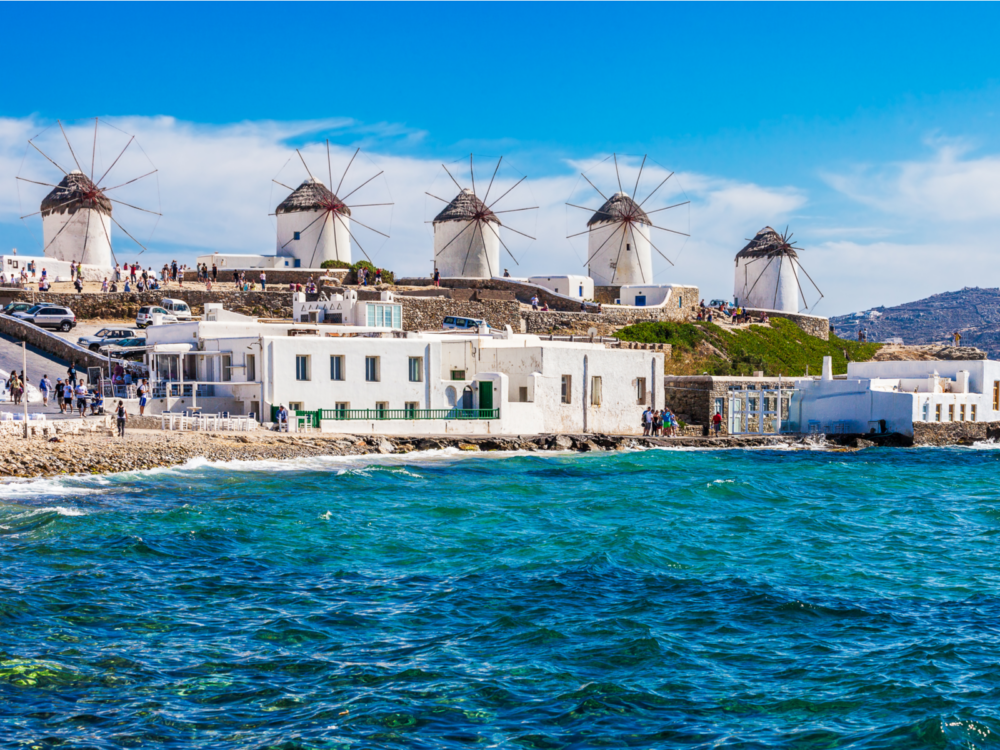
[[479, 380, 493, 411]]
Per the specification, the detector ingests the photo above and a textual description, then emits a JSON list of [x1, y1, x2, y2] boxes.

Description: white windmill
[[427, 156, 537, 279], [16, 118, 160, 278], [272, 142, 393, 268], [734, 226, 824, 313], [566, 154, 689, 286]]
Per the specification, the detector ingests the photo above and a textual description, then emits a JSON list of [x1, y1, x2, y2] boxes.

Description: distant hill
[[830, 287, 1000, 357]]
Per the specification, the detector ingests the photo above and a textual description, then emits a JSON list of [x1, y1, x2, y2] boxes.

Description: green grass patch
[[614, 319, 882, 376]]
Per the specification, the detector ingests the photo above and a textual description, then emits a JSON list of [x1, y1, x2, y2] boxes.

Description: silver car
[[78, 327, 143, 352], [12, 305, 76, 331]]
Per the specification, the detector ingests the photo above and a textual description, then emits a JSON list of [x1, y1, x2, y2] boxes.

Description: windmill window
[[293, 231, 301, 241], [626, 244, 631, 252]]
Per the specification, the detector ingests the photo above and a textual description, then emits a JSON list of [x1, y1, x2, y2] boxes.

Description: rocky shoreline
[[0, 430, 827, 480]]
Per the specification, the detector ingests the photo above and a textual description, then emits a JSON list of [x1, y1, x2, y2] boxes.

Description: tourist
[[75, 381, 88, 417], [9, 371, 22, 406], [260, 271, 267, 291], [101, 277, 108, 293], [433, 268, 440, 287], [74, 276, 83, 293], [90, 389, 104, 415], [954, 331, 962, 347], [504, 269, 511, 278], [171, 260, 178, 281], [713, 411, 723, 436], [137, 378, 149, 416], [109, 280, 118, 293], [642, 407, 652, 436], [531, 295, 539, 310], [114, 263, 121, 281], [541, 303, 549, 312], [375, 268, 383, 285], [580, 301, 587, 312], [70, 261, 76, 281], [277, 404, 288, 432], [54, 378, 64, 412], [124, 279, 131, 292], [668, 410, 679, 437], [212, 263, 218, 281], [67, 362, 77, 386], [62, 380, 73, 413], [205, 278, 212, 291], [39, 374, 50, 407], [115, 400, 127, 437]]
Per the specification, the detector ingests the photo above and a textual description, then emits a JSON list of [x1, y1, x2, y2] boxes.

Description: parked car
[[98, 337, 147, 361], [78, 327, 143, 352], [3, 301, 56, 315], [136, 306, 179, 329], [443, 316, 491, 332], [12, 305, 76, 331], [160, 298, 193, 320]]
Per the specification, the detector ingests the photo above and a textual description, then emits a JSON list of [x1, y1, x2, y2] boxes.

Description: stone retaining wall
[[0, 314, 129, 373], [745, 309, 830, 340], [396, 297, 524, 332], [3, 290, 295, 320], [912, 420, 1000, 446]]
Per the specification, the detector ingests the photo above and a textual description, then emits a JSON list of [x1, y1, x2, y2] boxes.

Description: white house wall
[[527, 276, 595, 300], [435, 220, 501, 279], [42, 210, 113, 269], [734, 255, 800, 313], [587, 221, 653, 286], [277, 210, 351, 267]]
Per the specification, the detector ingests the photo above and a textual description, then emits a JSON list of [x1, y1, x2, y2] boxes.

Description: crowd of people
[[641, 406, 681, 437], [695, 299, 769, 326]]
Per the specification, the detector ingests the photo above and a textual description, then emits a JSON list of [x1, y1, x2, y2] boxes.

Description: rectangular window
[[949, 404, 955, 421], [375, 401, 388, 418], [922, 401, 930, 422], [405, 401, 418, 417], [561, 375, 572, 404], [409, 357, 423, 382], [936, 404, 942, 422], [221, 354, 232, 382], [289, 402, 303, 412], [365, 356, 379, 382], [972, 404, 978, 422], [330, 355, 344, 381], [293, 231, 301, 240], [636, 377, 647, 404], [960, 404, 966, 422], [591, 376, 602, 406], [295, 355, 310, 381], [246, 353, 256, 382], [519, 386, 528, 402], [451, 369, 466, 381], [393, 306, 402, 328]]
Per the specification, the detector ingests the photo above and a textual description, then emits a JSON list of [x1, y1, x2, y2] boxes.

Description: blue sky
[[2, 2, 1000, 314]]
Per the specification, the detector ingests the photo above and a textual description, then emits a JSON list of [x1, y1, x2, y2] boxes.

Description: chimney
[[821, 356, 833, 381]]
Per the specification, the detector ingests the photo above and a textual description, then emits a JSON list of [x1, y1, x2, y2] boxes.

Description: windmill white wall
[[587, 220, 652, 286], [42, 203, 113, 269], [435, 220, 500, 278], [276, 209, 351, 268], [734, 254, 800, 312]]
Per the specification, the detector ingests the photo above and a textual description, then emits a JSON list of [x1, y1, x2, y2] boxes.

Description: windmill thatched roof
[[433, 188, 500, 224], [736, 226, 799, 259], [587, 191, 650, 226], [40, 170, 112, 218], [276, 178, 351, 216]]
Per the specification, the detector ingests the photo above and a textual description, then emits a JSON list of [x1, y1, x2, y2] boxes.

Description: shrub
[[320, 260, 351, 270]]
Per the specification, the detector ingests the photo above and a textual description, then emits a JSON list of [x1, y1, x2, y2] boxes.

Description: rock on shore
[[0, 430, 800, 480]]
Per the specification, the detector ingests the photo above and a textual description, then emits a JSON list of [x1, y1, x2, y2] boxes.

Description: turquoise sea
[[2, 446, 1000, 749]]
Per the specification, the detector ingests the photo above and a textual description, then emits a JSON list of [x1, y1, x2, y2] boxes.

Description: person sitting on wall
[[90, 390, 104, 415], [504, 269, 511, 278]]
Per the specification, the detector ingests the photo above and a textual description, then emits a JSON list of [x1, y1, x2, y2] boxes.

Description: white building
[[196, 253, 299, 271], [40, 170, 113, 277], [291, 290, 401, 327], [617, 284, 692, 308], [140, 306, 663, 435], [434, 189, 500, 279], [275, 178, 352, 268], [734, 227, 800, 313], [790, 357, 1000, 437], [527, 275, 594, 300], [0, 254, 72, 282], [587, 192, 653, 286]]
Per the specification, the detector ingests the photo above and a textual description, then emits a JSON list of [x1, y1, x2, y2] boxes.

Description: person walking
[[67, 362, 77, 386], [433, 268, 440, 287], [260, 271, 266, 291], [9, 372, 21, 406], [55, 378, 64, 413], [277, 404, 288, 432], [712, 411, 723, 436], [75, 381, 88, 417], [137, 379, 149, 416], [115, 400, 127, 437], [62, 380, 73, 413], [375, 268, 382, 285], [531, 295, 539, 311], [39, 374, 50, 407]]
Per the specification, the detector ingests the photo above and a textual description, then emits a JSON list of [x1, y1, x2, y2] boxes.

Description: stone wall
[[745, 309, 830, 340], [0, 314, 133, 374], [397, 277, 595, 312], [523, 299, 697, 336], [181, 268, 350, 285], [3, 290, 295, 320], [912, 420, 1000, 446], [396, 297, 524, 332]]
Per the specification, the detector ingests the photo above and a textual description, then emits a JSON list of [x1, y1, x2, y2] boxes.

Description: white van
[[160, 298, 193, 321], [442, 316, 491, 332]]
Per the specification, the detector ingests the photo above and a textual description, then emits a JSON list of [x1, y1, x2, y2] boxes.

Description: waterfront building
[[141, 305, 663, 435], [790, 357, 1000, 437]]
